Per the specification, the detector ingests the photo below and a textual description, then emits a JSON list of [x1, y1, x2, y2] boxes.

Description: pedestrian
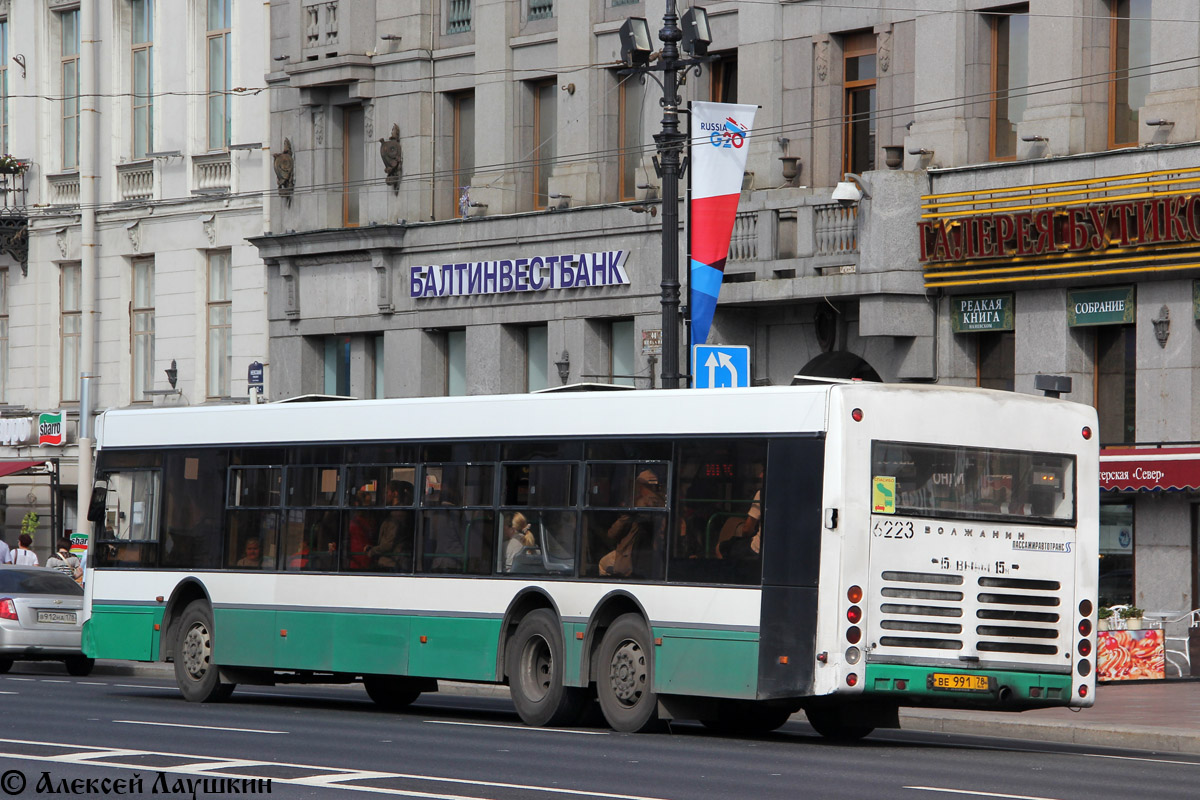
[[0, 534, 9, 566], [46, 538, 82, 580], [7, 533, 38, 566]]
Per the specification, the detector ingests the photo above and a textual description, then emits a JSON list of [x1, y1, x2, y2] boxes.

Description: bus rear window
[[871, 441, 1075, 525]]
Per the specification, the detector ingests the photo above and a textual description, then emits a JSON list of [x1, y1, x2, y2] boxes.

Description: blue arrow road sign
[[692, 345, 750, 388]]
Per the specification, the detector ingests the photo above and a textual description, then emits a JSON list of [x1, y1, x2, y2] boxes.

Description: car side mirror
[[86, 481, 108, 524]]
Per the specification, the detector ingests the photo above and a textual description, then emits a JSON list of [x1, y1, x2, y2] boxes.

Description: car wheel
[[65, 656, 95, 677], [0, 658, 12, 674], [173, 600, 235, 702]]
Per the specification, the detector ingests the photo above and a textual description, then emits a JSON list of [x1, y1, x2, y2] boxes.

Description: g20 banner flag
[[689, 101, 757, 350]]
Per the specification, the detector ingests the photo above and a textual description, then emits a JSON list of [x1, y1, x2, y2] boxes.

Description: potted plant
[[20, 511, 38, 539], [0, 154, 27, 175], [1098, 605, 1114, 631], [1119, 605, 1145, 631]]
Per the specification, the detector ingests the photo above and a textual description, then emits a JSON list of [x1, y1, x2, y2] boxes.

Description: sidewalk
[[90, 661, 1200, 755]]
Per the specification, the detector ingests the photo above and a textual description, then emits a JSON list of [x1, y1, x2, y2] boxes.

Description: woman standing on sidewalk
[[6, 534, 38, 565]]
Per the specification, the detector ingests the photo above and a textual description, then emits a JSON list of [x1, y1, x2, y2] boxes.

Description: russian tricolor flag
[[689, 101, 758, 351]]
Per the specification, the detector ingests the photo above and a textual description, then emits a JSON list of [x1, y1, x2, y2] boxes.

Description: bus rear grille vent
[[878, 636, 962, 650]]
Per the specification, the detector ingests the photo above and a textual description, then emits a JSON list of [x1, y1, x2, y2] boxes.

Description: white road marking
[[906, 787, 1063, 800], [114, 683, 175, 690], [4, 677, 36, 681], [76, 681, 106, 686], [1080, 752, 1200, 767], [114, 720, 288, 735], [0, 691, 17, 695], [40, 679, 71, 683], [0, 737, 665, 800], [426, 720, 608, 736]]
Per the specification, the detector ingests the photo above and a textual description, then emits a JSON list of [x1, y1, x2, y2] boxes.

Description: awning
[[0, 460, 49, 479], [1100, 446, 1200, 491]]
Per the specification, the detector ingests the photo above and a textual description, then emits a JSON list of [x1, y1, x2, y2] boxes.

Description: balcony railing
[[448, 0, 472, 33], [48, 172, 81, 206], [193, 153, 231, 193], [813, 203, 859, 256], [529, 0, 553, 21], [117, 161, 155, 202], [728, 210, 758, 262]]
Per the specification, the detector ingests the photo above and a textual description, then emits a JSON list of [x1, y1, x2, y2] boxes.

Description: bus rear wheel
[[596, 613, 659, 733], [173, 600, 235, 703], [804, 705, 875, 741], [507, 609, 587, 727], [363, 675, 424, 710]]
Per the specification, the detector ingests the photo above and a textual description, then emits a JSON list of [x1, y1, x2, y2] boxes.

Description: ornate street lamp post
[[621, 3, 712, 389]]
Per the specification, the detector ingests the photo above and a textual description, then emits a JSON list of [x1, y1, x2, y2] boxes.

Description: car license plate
[[36, 610, 77, 624], [930, 672, 990, 692]]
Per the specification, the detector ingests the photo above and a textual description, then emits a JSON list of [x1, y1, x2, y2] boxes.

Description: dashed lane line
[[113, 720, 288, 735]]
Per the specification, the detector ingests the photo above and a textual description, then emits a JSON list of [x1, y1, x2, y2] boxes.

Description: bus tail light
[[846, 673, 858, 687], [846, 606, 862, 624], [846, 626, 862, 644], [1082, 426, 1092, 440], [1078, 619, 1092, 637], [847, 585, 863, 603], [1079, 684, 1089, 698], [851, 408, 864, 422], [1079, 599, 1093, 617], [1078, 639, 1092, 657], [1077, 658, 1091, 677], [845, 647, 861, 665]]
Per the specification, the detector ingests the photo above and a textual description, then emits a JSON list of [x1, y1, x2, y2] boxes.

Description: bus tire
[[804, 705, 874, 741], [173, 601, 235, 703], [507, 609, 587, 727], [700, 700, 794, 735], [363, 675, 423, 710], [0, 658, 12, 674], [596, 613, 659, 733]]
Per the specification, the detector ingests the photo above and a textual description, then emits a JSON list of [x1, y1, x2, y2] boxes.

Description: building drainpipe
[[76, 0, 98, 539]]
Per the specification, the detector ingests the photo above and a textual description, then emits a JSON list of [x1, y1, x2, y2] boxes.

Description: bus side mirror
[[86, 481, 108, 524]]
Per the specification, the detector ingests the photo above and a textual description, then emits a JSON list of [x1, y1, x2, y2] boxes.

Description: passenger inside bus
[[235, 537, 263, 568], [503, 511, 535, 571], [598, 469, 666, 578], [369, 480, 414, 571]]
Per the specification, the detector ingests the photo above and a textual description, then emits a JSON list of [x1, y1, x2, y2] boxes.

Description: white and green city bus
[[82, 383, 1099, 738]]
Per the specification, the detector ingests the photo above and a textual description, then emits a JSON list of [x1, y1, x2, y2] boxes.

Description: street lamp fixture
[[619, 17, 653, 67], [680, 6, 711, 56]]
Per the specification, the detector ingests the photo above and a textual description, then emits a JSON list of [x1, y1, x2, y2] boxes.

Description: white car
[[0, 565, 93, 676]]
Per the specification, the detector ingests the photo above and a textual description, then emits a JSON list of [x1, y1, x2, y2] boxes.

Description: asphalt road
[[0, 664, 1197, 800]]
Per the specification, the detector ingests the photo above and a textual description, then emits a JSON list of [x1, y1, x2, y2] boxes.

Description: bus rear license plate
[[36, 611, 77, 624], [930, 673, 989, 692]]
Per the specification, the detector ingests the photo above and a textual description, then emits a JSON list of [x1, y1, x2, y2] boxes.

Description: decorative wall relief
[[312, 106, 325, 146], [273, 138, 295, 204], [815, 40, 829, 83], [127, 220, 141, 253], [380, 124, 403, 193], [878, 29, 892, 73]]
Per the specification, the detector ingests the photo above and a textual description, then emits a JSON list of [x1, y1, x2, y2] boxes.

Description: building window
[[324, 335, 351, 396], [842, 31, 876, 176], [373, 334, 385, 398], [453, 92, 475, 217], [1109, 0, 1151, 149], [132, 258, 155, 402], [131, 0, 154, 160], [0, 17, 8, 155], [709, 51, 738, 104], [611, 319, 634, 387], [977, 331, 1014, 392], [1099, 501, 1133, 607], [447, 0, 472, 34], [0, 269, 7, 403], [526, 325, 548, 392], [60, 8, 80, 170], [61, 263, 81, 402], [207, 0, 232, 151], [528, 0, 553, 21], [207, 250, 232, 399], [989, 7, 1028, 161], [1095, 324, 1135, 444], [447, 330, 466, 396], [340, 105, 364, 227], [617, 74, 646, 201], [532, 79, 557, 209]]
